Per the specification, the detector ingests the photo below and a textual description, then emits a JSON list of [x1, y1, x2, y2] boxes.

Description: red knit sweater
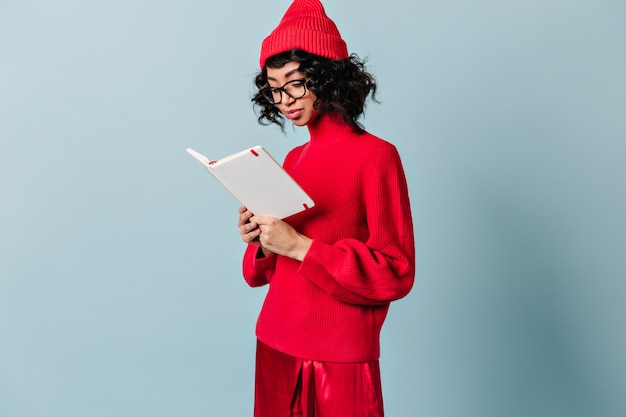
[[242, 113, 415, 362]]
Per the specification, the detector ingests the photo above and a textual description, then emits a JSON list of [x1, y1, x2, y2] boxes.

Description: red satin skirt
[[254, 339, 385, 417]]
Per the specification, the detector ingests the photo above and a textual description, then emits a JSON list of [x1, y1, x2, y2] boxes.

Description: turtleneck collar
[[307, 112, 355, 144]]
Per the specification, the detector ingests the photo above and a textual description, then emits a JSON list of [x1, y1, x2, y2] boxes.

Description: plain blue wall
[[1, 1, 625, 416]]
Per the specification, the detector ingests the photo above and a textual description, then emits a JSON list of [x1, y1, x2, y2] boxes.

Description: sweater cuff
[[299, 239, 342, 280], [251, 245, 277, 267], [243, 244, 277, 286]]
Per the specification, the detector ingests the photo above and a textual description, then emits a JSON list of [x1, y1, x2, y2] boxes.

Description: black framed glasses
[[261, 78, 311, 104]]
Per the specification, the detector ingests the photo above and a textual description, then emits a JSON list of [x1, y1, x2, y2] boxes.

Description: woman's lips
[[285, 109, 303, 120]]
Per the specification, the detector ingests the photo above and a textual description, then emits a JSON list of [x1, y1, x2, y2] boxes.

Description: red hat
[[259, 0, 349, 69]]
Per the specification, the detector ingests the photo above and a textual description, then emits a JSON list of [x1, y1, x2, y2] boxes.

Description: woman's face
[[266, 61, 320, 127]]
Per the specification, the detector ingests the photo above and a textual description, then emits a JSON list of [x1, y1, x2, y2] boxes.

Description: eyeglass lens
[[264, 79, 307, 104]]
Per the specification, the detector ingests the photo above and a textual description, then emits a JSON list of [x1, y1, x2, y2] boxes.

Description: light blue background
[[1, 1, 625, 416]]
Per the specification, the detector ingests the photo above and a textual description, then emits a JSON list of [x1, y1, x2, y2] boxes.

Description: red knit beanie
[[259, 0, 349, 69]]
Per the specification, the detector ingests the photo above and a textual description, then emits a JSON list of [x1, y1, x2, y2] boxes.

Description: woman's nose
[[281, 92, 296, 105]]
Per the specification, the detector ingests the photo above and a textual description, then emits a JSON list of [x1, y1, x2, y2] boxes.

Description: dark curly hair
[[252, 49, 378, 132]]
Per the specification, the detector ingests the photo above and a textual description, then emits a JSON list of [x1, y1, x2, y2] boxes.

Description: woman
[[237, 1, 415, 416]]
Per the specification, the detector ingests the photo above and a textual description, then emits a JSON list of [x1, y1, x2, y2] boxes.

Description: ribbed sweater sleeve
[[242, 244, 277, 287], [297, 143, 415, 305]]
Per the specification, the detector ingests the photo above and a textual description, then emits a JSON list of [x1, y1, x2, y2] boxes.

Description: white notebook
[[186, 146, 315, 219]]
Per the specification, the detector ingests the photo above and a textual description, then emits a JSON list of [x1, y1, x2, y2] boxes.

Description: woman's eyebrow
[[267, 68, 303, 82], [284, 68, 302, 78]]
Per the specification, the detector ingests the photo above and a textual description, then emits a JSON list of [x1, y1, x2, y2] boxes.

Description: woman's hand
[[238, 206, 262, 246], [251, 214, 313, 261]]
